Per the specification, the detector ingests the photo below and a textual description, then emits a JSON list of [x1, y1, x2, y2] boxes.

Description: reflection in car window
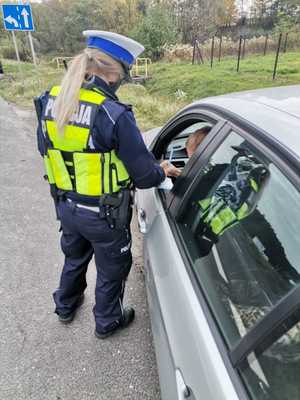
[[177, 131, 300, 396], [240, 312, 300, 400]]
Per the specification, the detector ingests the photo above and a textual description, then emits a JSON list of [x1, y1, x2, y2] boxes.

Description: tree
[[275, 0, 300, 31], [171, 0, 225, 43], [130, 5, 178, 57]]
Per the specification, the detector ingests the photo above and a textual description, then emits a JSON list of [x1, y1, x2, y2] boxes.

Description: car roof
[[193, 85, 300, 159]]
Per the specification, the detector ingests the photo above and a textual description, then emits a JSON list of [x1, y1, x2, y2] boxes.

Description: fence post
[[273, 33, 282, 80], [263, 34, 268, 56], [242, 38, 246, 59], [192, 40, 196, 65], [210, 36, 215, 68], [218, 36, 222, 62], [283, 32, 289, 53], [198, 43, 204, 64], [192, 41, 204, 65], [63, 59, 68, 70], [237, 36, 243, 72]]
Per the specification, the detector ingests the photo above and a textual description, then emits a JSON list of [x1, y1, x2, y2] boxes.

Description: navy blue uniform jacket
[[37, 76, 165, 205]]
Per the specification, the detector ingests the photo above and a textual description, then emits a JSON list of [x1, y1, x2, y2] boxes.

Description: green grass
[[0, 59, 63, 107], [1, 52, 300, 130], [0, 59, 183, 130], [146, 51, 300, 103], [118, 84, 184, 131]]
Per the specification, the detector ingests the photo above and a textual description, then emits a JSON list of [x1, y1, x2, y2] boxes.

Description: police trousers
[[53, 198, 132, 332]]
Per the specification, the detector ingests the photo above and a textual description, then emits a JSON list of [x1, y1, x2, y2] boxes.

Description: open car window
[[162, 121, 214, 169], [176, 130, 300, 399]]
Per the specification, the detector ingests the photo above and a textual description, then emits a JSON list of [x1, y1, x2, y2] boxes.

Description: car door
[[138, 111, 242, 400], [167, 118, 300, 400], [139, 108, 300, 400]]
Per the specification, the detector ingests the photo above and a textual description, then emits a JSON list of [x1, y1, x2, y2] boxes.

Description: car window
[[239, 314, 300, 400], [163, 121, 213, 169], [177, 131, 300, 351]]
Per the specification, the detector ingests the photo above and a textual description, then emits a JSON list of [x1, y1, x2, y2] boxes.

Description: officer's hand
[[160, 161, 181, 178]]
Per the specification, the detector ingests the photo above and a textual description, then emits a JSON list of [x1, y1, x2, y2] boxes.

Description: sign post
[[11, 30, 20, 63], [1, 4, 36, 64], [28, 32, 37, 66]]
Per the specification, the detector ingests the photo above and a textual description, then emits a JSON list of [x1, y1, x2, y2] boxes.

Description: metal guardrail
[[52, 56, 73, 69], [131, 57, 152, 79]]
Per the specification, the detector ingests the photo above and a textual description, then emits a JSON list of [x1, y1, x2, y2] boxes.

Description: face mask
[[108, 79, 123, 93], [109, 66, 130, 93]]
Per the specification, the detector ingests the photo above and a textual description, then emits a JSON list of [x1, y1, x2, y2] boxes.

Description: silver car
[[136, 86, 300, 400]]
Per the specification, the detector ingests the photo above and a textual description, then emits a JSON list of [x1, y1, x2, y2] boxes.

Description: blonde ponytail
[[53, 52, 89, 134], [53, 48, 125, 134]]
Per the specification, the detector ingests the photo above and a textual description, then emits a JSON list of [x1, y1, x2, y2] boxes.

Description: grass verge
[[147, 51, 300, 102], [1, 52, 300, 130]]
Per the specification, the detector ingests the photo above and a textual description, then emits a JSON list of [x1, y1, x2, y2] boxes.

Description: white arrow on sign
[[21, 8, 29, 28], [4, 15, 19, 28]]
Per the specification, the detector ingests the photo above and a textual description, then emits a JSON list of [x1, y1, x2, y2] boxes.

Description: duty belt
[[66, 198, 100, 213]]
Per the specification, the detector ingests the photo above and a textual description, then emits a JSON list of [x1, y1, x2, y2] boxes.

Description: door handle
[[137, 208, 148, 234], [176, 369, 190, 399]]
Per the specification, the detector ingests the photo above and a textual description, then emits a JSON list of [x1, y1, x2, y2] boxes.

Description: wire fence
[[164, 31, 300, 80], [201, 32, 298, 80]]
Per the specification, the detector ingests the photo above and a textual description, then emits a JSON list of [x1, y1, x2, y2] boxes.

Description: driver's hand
[[160, 160, 181, 178]]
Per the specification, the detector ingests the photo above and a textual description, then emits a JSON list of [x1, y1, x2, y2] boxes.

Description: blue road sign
[[2, 4, 34, 31]]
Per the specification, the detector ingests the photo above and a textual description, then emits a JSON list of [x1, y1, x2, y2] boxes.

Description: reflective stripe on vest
[[47, 149, 73, 191], [42, 86, 130, 196], [43, 155, 55, 184]]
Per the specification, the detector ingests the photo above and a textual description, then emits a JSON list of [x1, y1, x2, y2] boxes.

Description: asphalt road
[[0, 98, 161, 400]]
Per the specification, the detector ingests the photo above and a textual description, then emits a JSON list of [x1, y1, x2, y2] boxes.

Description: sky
[[236, 0, 254, 15]]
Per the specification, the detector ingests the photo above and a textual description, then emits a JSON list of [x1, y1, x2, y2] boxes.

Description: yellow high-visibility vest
[[42, 85, 130, 197]]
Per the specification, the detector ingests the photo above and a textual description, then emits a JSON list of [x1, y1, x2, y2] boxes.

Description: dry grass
[[1, 51, 300, 132], [0, 59, 63, 107], [119, 83, 184, 131], [0, 59, 182, 131], [163, 33, 300, 62]]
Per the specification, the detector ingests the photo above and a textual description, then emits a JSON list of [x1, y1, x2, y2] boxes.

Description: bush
[[0, 34, 30, 61], [0, 45, 29, 61]]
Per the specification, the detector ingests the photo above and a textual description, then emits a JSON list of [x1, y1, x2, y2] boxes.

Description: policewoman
[[36, 31, 180, 338]]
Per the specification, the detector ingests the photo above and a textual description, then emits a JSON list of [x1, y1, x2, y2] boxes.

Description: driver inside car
[[159, 126, 211, 190], [185, 126, 211, 158]]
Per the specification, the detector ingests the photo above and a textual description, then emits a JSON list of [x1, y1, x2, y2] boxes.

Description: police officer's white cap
[[83, 30, 144, 68]]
